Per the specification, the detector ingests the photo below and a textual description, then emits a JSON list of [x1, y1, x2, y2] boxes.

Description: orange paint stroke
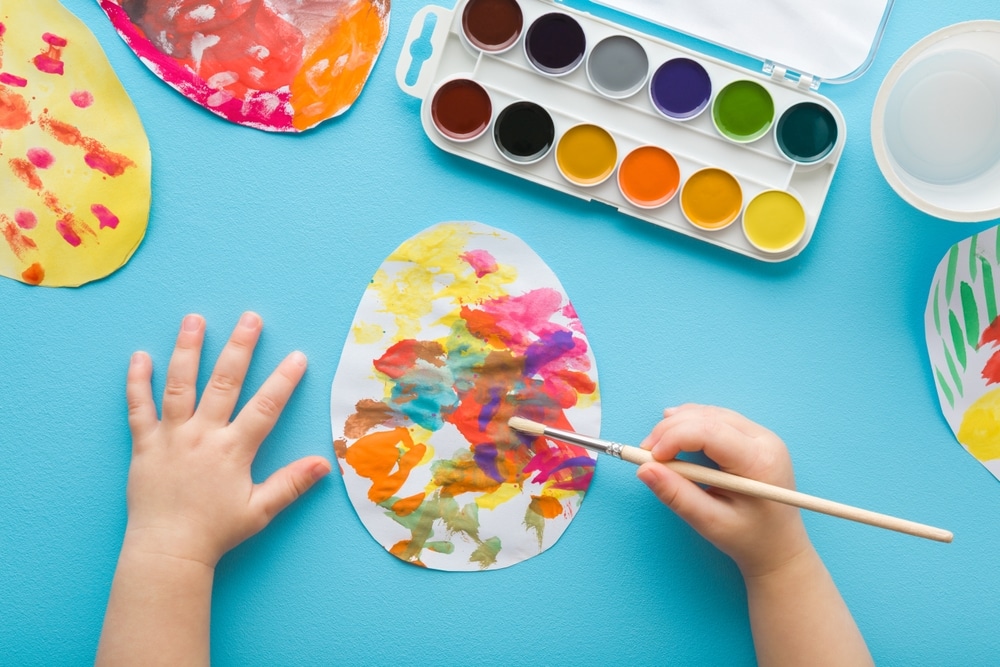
[[529, 495, 563, 519], [9, 158, 43, 190], [289, 0, 387, 130], [344, 427, 427, 504], [3, 217, 37, 259], [38, 114, 136, 176], [0, 88, 31, 130], [390, 492, 426, 517], [21, 262, 44, 285]]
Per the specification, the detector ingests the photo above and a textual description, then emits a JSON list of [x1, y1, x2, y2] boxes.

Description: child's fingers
[[636, 462, 727, 533], [195, 312, 262, 425], [161, 314, 205, 424], [650, 416, 763, 477], [231, 351, 307, 452], [664, 403, 771, 438], [251, 456, 331, 523], [126, 351, 158, 442]]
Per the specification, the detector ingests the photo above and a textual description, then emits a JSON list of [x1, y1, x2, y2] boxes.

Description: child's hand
[[123, 312, 331, 568], [636, 404, 811, 578]]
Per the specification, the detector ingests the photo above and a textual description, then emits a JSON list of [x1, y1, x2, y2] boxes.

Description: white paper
[[926, 224, 1000, 480], [331, 222, 601, 570]]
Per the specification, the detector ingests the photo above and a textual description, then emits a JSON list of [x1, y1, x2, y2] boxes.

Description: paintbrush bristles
[[508, 416, 546, 435]]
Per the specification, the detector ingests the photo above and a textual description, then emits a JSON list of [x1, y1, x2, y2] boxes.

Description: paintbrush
[[508, 416, 953, 543]]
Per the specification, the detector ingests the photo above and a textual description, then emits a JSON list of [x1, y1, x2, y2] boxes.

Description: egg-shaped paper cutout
[[0, 0, 151, 287], [331, 222, 601, 571], [99, 0, 390, 132], [926, 224, 1000, 481]]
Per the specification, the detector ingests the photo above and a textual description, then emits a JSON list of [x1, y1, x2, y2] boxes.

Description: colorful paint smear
[[0, 0, 151, 287], [331, 222, 601, 571], [100, 0, 390, 132], [926, 224, 1000, 481]]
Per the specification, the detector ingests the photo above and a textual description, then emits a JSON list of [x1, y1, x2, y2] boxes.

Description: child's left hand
[[123, 312, 331, 568]]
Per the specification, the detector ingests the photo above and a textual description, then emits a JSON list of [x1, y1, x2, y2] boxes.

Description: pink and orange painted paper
[[331, 222, 601, 570], [0, 0, 150, 287], [100, 0, 390, 132]]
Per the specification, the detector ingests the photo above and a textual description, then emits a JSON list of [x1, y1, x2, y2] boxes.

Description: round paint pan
[[461, 0, 523, 54], [586, 35, 649, 99], [493, 101, 555, 164], [617, 146, 680, 208], [556, 124, 618, 186], [649, 58, 711, 120], [742, 190, 807, 253], [680, 167, 743, 230], [712, 80, 775, 143], [430, 78, 493, 142], [524, 13, 586, 76], [872, 21, 1000, 222], [775, 102, 839, 165]]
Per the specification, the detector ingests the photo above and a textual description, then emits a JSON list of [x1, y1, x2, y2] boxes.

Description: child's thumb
[[254, 456, 332, 521]]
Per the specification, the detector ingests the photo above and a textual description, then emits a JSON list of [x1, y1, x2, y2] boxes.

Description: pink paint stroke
[[56, 220, 82, 246], [14, 209, 37, 230], [26, 148, 55, 169], [0, 73, 27, 87], [70, 90, 94, 108], [461, 249, 499, 278], [90, 204, 119, 229]]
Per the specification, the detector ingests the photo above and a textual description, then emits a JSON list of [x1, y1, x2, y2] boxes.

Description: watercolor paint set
[[397, 0, 892, 262]]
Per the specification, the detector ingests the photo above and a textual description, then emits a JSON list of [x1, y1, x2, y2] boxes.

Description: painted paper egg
[[99, 0, 390, 132], [331, 222, 601, 571], [0, 0, 151, 287], [926, 223, 1000, 481]]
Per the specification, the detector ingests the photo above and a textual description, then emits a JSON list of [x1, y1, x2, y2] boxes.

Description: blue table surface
[[3, 0, 1000, 664]]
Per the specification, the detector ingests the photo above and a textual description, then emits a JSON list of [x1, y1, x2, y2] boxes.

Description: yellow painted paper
[[0, 0, 151, 287]]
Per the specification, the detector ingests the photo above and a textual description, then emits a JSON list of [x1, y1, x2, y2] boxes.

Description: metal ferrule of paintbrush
[[535, 424, 627, 459]]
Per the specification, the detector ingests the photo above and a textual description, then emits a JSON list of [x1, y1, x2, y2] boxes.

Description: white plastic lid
[[590, 0, 894, 85]]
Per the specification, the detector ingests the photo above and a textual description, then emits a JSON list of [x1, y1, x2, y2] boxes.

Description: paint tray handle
[[396, 5, 453, 99]]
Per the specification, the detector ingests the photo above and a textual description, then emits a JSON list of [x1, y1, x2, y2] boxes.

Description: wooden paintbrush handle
[[620, 445, 953, 543]]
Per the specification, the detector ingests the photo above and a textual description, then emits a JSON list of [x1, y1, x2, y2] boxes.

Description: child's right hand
[[637, 404, 812, 578]]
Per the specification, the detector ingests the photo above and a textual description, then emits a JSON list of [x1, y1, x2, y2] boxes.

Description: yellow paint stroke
[[958, 387, 1000, 461], [371, 223, 517, 341], [0, 0, 151, 287], [352, 321, 383, 344], [475, 482, 521, 510], [289, 0, 389, 130]]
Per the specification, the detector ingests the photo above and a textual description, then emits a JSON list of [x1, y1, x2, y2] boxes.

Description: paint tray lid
[[587, 0, 893, 86]]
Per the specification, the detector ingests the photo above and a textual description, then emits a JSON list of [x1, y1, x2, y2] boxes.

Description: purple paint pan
[[524, 12, 586, 76], [649, 57, 712, 120]]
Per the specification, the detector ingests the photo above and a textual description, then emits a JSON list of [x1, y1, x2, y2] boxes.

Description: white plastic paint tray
[[396, 0, 893, 261]]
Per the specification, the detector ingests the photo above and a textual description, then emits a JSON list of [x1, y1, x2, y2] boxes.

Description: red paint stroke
[[91, 204, 119, 229], [27, 147, 55, 169], [0, 72, 27, 87], [21, 262, 44, 285], [70, 90, 94, 108], [56, 219, 82, 246], [2, 217, 38, 259], [9, 158, 43, 190], [979, 316, 1000, 349], [14, 209, 37, 229], [982, 350, 1000, 385], [39, 115, 135, 176], [0, 88, 31, 129], [461, 249, 498, 278], [99, 0, 295, 131]]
